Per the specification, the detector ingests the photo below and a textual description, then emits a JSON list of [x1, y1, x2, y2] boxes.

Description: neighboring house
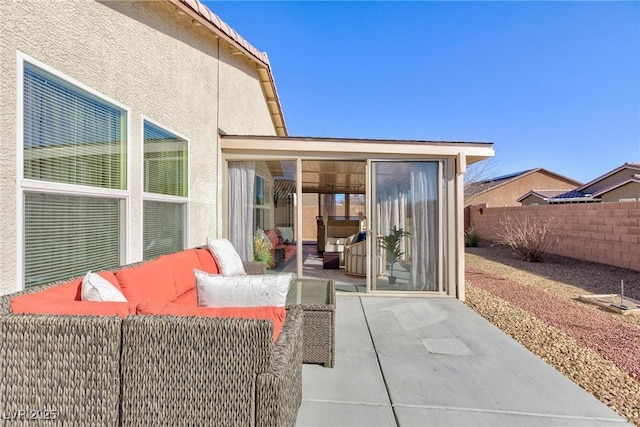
[[542, 163, 640, 204], [517, 189, 576, 206], [465, 168, 581, 208], [1, 0, 493, 299]]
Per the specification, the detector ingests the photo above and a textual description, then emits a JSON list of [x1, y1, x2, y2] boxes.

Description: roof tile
[[179, 0, 270, 65]]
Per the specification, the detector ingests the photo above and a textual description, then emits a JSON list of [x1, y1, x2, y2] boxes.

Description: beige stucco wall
[[218, 49, 276, 136], [520, 194, 549, 205], [468, 171, 579, 207], [601, 182, 640, 202], [0, 0, 275, 295]]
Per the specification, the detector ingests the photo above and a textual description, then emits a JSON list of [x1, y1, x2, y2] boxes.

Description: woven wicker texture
[[243, 261, 267, 275], [286, 279, 336, 367], [2, 253, 299, 426], [0, 314, 122, 425], [120, 310, 301, 427], [256, 307, 303, 427]]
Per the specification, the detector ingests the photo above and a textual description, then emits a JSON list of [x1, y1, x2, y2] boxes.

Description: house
[[465, 168, 581, 208], [1, 0, 493, 300], [541, 163, 640, 204], [517, 189, 577, 206]]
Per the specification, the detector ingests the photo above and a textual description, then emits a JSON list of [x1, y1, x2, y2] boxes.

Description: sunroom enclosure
[[221, 135, 494, 299]]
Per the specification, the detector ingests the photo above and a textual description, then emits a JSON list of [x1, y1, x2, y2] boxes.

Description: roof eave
[[469, 169, 538, 200], [576, 163, 640, 192], [592, 177, 640, 197], [167, 0, 288, 136], [220, 135, 494, 161], [516, 191, 539, 202], [548, 196, 597, 203], [536, 168, 583, 186]]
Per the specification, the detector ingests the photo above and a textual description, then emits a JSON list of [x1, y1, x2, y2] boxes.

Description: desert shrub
[[464, 226, 481, 247], [494, 211, 561, 262]]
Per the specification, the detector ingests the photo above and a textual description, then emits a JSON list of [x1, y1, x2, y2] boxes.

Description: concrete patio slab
[[296, 401, 396, 427], [393, 405, 626, 427], [297, 295, 629, 426], [297, 297, 393, 422], [363, 297, 628, 426]]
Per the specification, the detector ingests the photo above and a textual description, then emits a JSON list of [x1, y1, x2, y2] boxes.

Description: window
[[24, 193, 120, 287], [143, 120, 188, 259], [23, 64, 126, 189], [22, 61, 127, 288], [253, 175, 272, 231]]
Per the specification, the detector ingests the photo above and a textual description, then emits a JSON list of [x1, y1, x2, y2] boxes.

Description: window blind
[[143, 201, 185, 259], [23, 63, 126, 189], [143, 121, 187, 197], [24, 193, 120, 288]]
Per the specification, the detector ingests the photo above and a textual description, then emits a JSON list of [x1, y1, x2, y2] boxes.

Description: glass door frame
[[366, 159, 448, 294], [223, 153, 455, 295]]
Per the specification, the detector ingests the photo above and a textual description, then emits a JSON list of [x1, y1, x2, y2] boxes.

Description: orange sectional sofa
[[0, 248, 303, 426]]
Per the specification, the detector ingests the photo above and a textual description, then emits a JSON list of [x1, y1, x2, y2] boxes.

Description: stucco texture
[[601, 182, 640, 203], [0, 0, 275, 294], [468, 170, 579, 208]]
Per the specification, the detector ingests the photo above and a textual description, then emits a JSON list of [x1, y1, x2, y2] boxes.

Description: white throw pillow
[[195, 270, 295, 308], [81, 272, 127, 302], [206, 238, 246, 276]]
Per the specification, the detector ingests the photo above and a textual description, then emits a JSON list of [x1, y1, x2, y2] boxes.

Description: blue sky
[[205, 1, 640, 183]]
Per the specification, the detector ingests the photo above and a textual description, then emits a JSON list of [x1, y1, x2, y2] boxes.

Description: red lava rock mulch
[[466, 266, 640, 380]]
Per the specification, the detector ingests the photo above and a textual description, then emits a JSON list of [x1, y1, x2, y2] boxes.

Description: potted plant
[[378, 226, 410, 284], [253, 231, 275, 268]]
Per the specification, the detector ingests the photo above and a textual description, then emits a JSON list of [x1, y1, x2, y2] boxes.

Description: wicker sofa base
[[287, 279, 336, 368], [0, 309, 303, 426], [0, 258, 303, 426]]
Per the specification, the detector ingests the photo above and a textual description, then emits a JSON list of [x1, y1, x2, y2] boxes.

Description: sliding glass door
[[227, 160, 298, 274], [369, 161, 445, 293]]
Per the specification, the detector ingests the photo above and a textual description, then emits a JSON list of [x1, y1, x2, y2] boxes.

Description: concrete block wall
[[468, 201, 640, 271]]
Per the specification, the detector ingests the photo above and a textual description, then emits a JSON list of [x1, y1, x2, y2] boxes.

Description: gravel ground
[[465, 243, 640, 425]]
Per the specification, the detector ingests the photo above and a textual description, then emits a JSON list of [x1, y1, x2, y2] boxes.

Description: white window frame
[[16, 52, 131, 291], [253, 174, 273, 231], [141, 116, 190, 256]]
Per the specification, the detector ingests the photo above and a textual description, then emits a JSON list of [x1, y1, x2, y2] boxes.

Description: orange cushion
[[11, 270, 126, 312], [136, 301, 286, 341], [98, 270, 124, 295], [195, 248, 220, 274], [115, 259, 177, 304], [12, 297, 134, 318], [30, 277, 85, 302], [158, 249, 202, 297], [173, 288, 197, 306]]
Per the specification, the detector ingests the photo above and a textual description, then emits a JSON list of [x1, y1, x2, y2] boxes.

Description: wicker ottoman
[[286, 278, 336, 368]]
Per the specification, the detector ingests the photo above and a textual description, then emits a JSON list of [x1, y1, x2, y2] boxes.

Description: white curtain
[[376, 186, 402, 236], [410, 162, 438, 291], [228, 162, 255, 261]]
